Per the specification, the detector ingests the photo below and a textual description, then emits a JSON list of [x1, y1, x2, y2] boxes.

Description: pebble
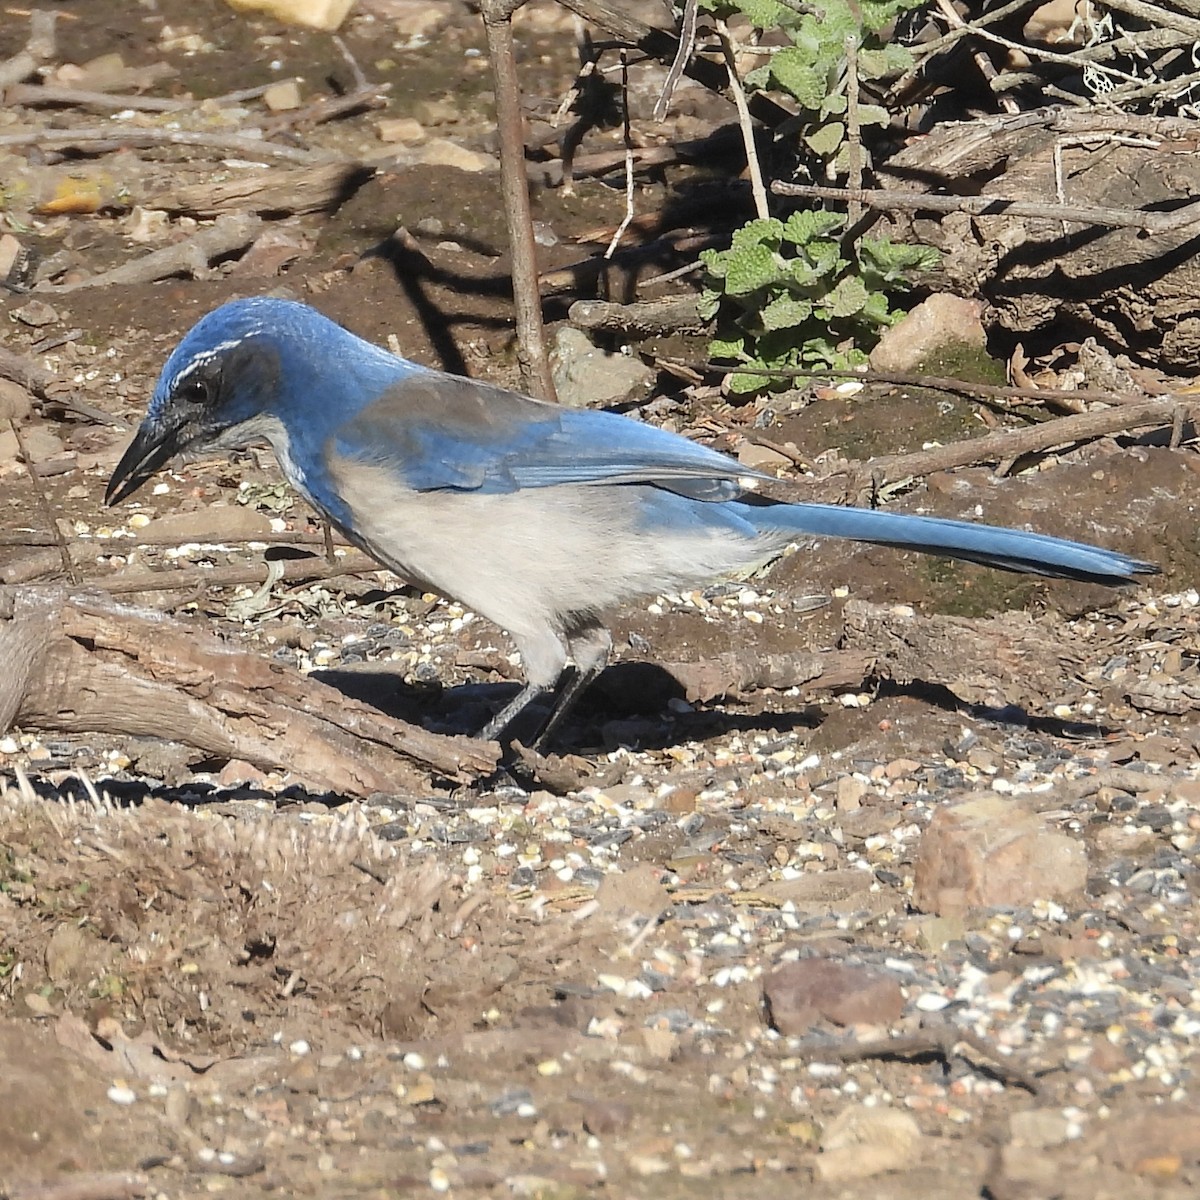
[[763, 959, 904, 1035], [913, 795, 1087, 915]]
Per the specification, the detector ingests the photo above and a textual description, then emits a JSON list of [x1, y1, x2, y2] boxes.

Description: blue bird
[[106, 298, 1157, 745]]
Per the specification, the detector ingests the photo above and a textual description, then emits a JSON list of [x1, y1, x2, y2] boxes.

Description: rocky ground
[[2, 1, 1200, 1197]]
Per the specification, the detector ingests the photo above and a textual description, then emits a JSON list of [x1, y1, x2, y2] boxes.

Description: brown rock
[[0, 379, 33, 424], [869, 293, 986, 373], [912, 796, 1087, 915], [763, 958, 904, 1035], [137, 505, 276, 542], [262, 80, 302, 111], [217, 758, 269, 787], [377, 117, 427, 145]]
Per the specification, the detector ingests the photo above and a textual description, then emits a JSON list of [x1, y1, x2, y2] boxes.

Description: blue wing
[[329, 370, 766, 500]]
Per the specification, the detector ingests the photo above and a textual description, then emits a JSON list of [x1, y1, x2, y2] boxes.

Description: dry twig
[[842, 394, 1193, 493], [0, 126, 327, 163], [771, 181, 1200, 233], [35, 214, 263, 293], [481, 0, 558, 400]]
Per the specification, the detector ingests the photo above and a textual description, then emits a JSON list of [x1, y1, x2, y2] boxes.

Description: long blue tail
[[743, 500, 1158, 586]]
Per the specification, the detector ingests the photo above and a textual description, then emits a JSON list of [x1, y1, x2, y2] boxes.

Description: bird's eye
[[177, 377, 211, 405]]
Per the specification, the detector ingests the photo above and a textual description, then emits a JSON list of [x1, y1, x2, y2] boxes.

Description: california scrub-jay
[[107, 298, 1157, 745]]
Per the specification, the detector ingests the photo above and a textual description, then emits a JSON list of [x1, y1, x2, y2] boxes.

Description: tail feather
[[745, 501, 1158, 586]]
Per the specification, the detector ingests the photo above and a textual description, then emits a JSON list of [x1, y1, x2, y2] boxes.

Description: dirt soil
[[2, 2, 1200, 1198]]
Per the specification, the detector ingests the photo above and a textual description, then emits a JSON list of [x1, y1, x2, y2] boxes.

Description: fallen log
[[0, 586, 498, 795]]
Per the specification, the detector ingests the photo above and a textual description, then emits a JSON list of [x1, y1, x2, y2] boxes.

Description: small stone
[[913, 796, 1087, 915], [869, 293, 987, 373], [0, 380, 33, 424], [262, 80, 302, 111], [551, 327, 655, 409], [735, 442, 792, 472], [913, 991, 951, 1012], [125, 206, 171, 244], [835, 776, 866, 812], [12, 300, 59, 328], [0, 233, 22, 278], [416, 139, 494, 172], [1010, 1108, 1072, 1148], [107, 1085, 137, 1105], [763, 959, 904, 1035], [377, 117, 427, 145], [817, 1106, 923, 1180], [217, 759, 269, 787], [138, 506, 274, 543], [224, 0, 355, 32]]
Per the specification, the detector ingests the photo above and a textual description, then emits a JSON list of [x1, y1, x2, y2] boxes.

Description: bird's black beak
[[105, 417, 190, 507]]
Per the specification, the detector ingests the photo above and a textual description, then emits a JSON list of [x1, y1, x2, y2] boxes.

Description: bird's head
[[106, 297, 402, 506]]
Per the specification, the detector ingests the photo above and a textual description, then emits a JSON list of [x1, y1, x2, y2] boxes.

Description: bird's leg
[[528, 661, 604, 752], [480, 679, 549, 742], [527, 620, 611, 750]]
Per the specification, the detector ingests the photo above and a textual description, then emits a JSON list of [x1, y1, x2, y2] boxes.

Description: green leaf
[[820, 93, 848, 117], [731, 0, 790, 27], [696, 290, 722, 321], [857, 44, 913, 79], [700, 247, 728, 280], [860, 237, 940, 283], [805, 120, 845, 157], [803, 240, 842, 277], [782, 209, 844, 245], [728, 366, 775, 394], [743, 64, 772, 91], [828, 275, 869, 317], [800, 336, 839, 365], [800, 0, 857, 49], [860, 290, 893, 325], [760, 294, 813, 330], [769, 47, 826, 109], [756, 329, 801, 365], [724, 244, 783, 296], [856, 104, 890, 127], [860, 0, 924, 32], [710, 332, 747, 359], [731, 217, 785, 253], [787, 259, 821, 288]]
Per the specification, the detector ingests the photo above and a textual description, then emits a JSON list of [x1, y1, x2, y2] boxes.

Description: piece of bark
[[569, 295, 708, 337], [660, 649, 873, 703], [0, 586, 498, 792], [873, 109, 1200, 370], [144, 161, 376, 218], [841, 598, 1075, 707]]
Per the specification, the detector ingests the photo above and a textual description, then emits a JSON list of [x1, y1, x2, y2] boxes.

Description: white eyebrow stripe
[[168, 333, 260, 391]]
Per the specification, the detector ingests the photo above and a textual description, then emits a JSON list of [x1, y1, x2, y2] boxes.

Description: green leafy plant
[[699, 0, 921, 171], [699, 212, 938, 392], [689, 0, 935, 393]]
